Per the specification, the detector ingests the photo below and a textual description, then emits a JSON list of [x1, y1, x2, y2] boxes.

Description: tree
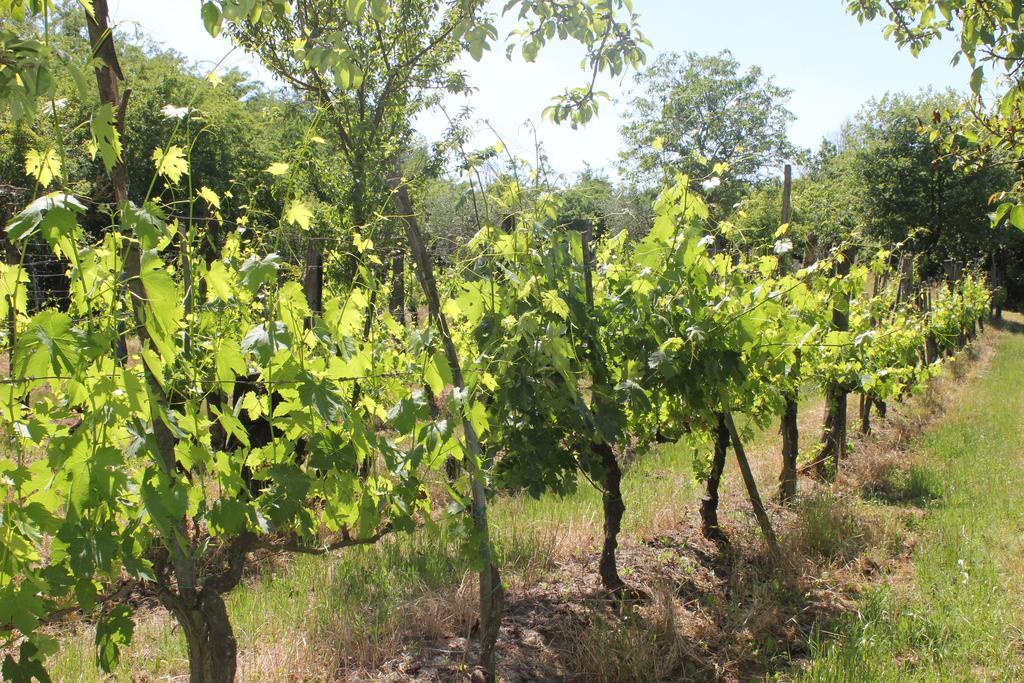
[[840, 91, 1015, 276], [731, 91, 1024, 291], [619, 50, 795, 216], [846, 0, 1024, 230]]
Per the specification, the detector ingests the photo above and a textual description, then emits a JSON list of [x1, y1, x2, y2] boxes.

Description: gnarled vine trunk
[[816, 388, 847, 479], [596, 441, 626, 590], [778, 394, 799, 504], [579, 226, 628, 592], [162, 590, 237, 683], [816, 251, 852, 480], [859, 393, 872, 435], [389, 250, 406, 324], [700, 413, 730, 543]]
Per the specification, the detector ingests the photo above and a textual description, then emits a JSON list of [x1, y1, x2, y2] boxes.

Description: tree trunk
[[596, 441, 626, 591], [926, 333, 939, 363], [778, 393, 799, 504], [162, 590, 237, 683], [859, 393, 872, 435], [816, 389, 847, 480], [701, 413, 730, 543]]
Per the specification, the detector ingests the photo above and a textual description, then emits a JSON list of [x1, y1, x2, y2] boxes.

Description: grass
[[797, 319, 1024, 681], [46, 318, 1024, 681]]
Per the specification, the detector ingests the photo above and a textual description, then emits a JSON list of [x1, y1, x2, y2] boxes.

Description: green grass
[[797, 325, 1024, 681]]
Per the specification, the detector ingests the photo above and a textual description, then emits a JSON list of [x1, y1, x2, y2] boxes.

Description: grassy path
[[798, 316, 1024, 681]]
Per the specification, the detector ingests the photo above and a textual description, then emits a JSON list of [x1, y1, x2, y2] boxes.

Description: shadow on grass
[[992, 315, 1024, 334], [861, 462, 944, 508]]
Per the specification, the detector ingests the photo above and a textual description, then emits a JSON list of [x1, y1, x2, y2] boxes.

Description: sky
[[107, 0, 970, 179]]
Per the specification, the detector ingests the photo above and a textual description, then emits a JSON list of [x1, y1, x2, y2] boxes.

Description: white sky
[[108, 0, 969, 180]]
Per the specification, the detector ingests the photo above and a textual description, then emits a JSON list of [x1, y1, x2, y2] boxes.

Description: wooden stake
[[388, 163, 503, 682], [723, 411, 781, 558]]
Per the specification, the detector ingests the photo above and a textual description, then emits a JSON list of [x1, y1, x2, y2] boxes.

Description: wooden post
[[303, 238, 324, 317], [1, 229, 18, 380], [86, 1, 133, 365], [778, 164, 799, 504], [723, 411, 781, 558], [388, 250, 406, 324], [897, 254, 914, 305], [816, 251, 852, 480], [942, 259, 956, 287], [388, 163, 503, 682], [781, 164, 793, 226]]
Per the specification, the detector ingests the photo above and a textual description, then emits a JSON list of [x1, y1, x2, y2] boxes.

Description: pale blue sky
[[109, 0, 968, 179]]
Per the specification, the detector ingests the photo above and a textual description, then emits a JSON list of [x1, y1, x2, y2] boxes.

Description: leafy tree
[[555, 167, 617, 236], [840, 92, 1017, 274], [619, 50, 795, 216], [846, 0, 1024, 230], [731, 91, 1024, 293]]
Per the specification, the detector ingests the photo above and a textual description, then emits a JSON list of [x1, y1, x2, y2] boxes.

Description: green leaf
[[208, 498, 249, 536], [542, 291, 569, 320], [1010, 205, 1024, 232], [139, 252, 183, 360], [2, 641, 51, 683], [0, 264, 29, 322], [265, 162, 290, 176], [241, 322, 291, 364], [123, 202, 168, 250], [297, 372, 344, 420], [90, 104, 122, 173], [66, 63, 92, 100], [197, 186, 221, 209], [6, 193, 84, 244], [424, 351, 452, 396], [24, 148, 61, 188], [344, 0, 365, 23], [284, 199, 313, 230], [239, 253, 281, 293], [369, 0, 388, 22], [201, 2, 223, 37], [152, 146, 189, 185], [204, 260, 234, 302], [387, 395, 425, 435], [95, 605, 134, 673], [140, 467, 189, 536], [15, 310, 81, 380], [970, 66, 983, 94], [215, 340, 247, 389]]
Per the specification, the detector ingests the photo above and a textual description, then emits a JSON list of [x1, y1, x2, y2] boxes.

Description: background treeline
[[3, 17, 1020, 311]]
